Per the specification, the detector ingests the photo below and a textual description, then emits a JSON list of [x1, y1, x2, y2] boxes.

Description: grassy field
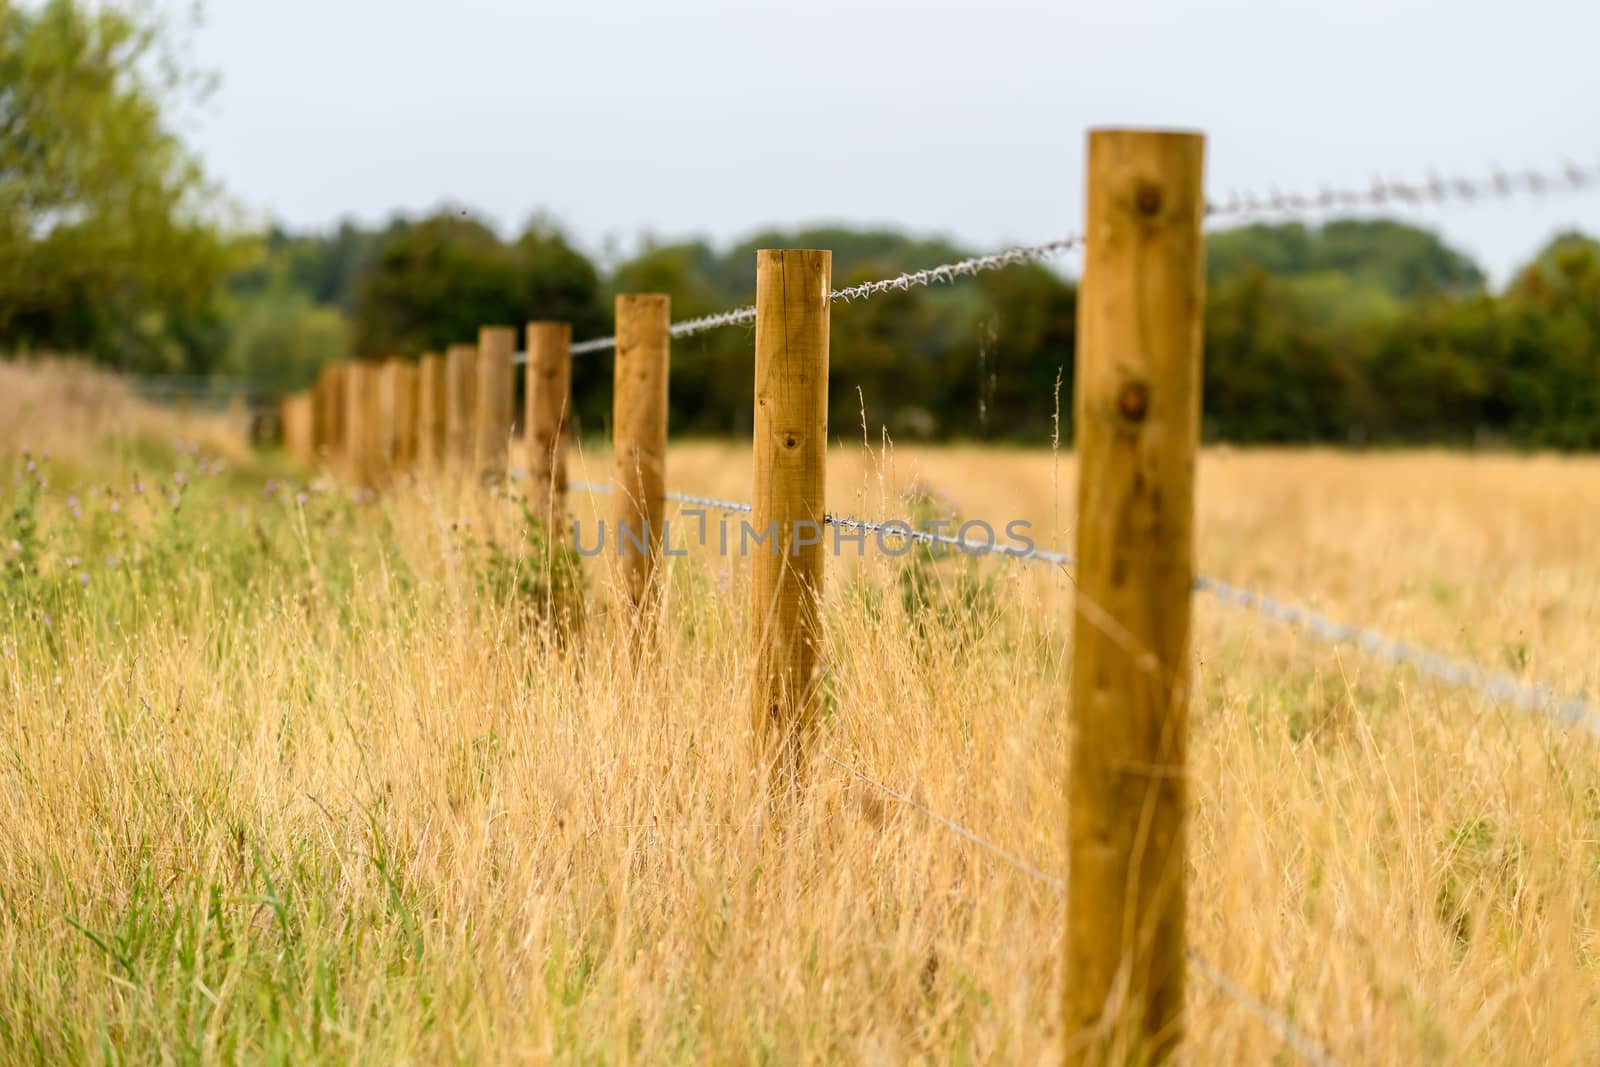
[[2, 358, 1598, 1064]]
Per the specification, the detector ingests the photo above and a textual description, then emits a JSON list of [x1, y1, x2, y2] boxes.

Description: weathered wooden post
[[527, 321, 578, 631], [613, 296, 669, 612], [445, 342, 477, 474], [314, 363, 345, 462], [1065, 128, 1205, 1065], [749, 250, 830, 780], [390, 358, 419, 472], [281, 391, 316, 467], [526, 322, 572, 533], [373, 357, 398, 483], [417, 352, 446, 472], [474, 327, 515, 483], [342, 361, 374, 487]]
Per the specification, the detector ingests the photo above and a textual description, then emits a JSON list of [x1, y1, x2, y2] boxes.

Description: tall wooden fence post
[[475, 327, 515, 483], [417, 352, 446, 472], [1065, 128, 1205, 1065], [314, 363, 344, 463], [613, 296, 669, 612], [750, 249, 830, 781], [282, 391, 315, 468], [374, 356, 398, 483], [445, 342, 477, 474], [343, 361, 374, 488], [391, 358, 419, 473], [527, 321, 578, 631], [526, 322, 573, 532]]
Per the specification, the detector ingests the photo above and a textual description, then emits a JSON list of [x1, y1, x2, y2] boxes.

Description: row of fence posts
[[277, 128, 1203, 1065]]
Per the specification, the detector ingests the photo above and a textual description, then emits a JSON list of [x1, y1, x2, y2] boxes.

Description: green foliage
[[896, 484, 997, 643], [221, 285, 350, 391], [1208, 219, 1486, 299], [0, 0, 246, 371], [351, 212, 604, 359], [476, 498, 585, 632]]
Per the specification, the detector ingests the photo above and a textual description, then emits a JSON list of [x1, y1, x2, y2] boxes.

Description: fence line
[[514, 156, 1600, 365], [286, 137, 1600, 1062], [563, 477, 1596, 732], [822, 751, 1346, 1067]]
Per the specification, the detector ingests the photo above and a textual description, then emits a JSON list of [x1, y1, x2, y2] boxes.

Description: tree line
[[4, 0, 1598, 447]]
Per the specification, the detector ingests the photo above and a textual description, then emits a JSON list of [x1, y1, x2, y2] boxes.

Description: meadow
[[2, 358, 1598, 1064]]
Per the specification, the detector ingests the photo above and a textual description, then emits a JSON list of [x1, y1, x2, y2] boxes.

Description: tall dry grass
[[1, 360, 1597, 1063]]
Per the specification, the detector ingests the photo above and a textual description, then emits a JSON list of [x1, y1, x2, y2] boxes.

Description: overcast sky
[[176, 0, 1600, 284]]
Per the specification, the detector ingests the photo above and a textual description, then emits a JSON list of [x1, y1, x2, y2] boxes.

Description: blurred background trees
[[3, 0, 1597, 446]]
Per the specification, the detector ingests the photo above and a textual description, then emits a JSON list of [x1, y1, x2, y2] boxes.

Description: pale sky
[[178, 0, 1600, 285]]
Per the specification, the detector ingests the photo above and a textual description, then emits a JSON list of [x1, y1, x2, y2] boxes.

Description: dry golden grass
[[2, 360, 1598, 1064]]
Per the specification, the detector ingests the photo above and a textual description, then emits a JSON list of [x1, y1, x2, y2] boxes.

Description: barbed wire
[[823, 751, 1345, 1067], [1194, 574, 1598, 732], [1207, 158, 1600, 221], [822, 752, 1064, 889], [1185, 951, 1347, 1067], [513, 156, 1600, 364], [533, 236, 1086, 362], [558, 478, 1596, 731]]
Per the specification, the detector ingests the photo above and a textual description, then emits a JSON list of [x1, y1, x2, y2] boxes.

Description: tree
[[0, 0, 244, 371], [352, 212, 519, 356]]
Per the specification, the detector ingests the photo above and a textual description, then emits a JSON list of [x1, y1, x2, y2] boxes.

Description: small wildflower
[[173, 471, 188, 486], [79, 571, 89, 586], [25, 460, 35, 473], [296, 491, 309, 506], [71, 507, 82, 520], [105, 554, 117, 567], [67, 495, 77, 508], [132, 478, 145, 495], [109, 501, 120, 514]]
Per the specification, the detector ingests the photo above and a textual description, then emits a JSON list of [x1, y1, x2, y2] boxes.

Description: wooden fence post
[[417, 352, 446, 472], [314, 363, 344, 463], [282, 391, 316, 467], [374, 357, 398, 483], [1065, 128, 1205, 1065], [613, 296, 669, 611], [526, 322, 573, 534], [390, 358, 419, 473], [343, 361, 374, 487], [474, 327, 515, 483], [445, 342, 477, 474], [750, 249, 830, 780]]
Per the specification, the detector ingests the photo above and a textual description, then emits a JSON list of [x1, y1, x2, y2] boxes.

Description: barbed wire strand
[[822, 752, 1064, 889], [1193, 573, 1598, 733], [1185, 951, 1348, 1067], [557, 478, 1596, 730], [1206, 158, 1600, 222], [506, 157, 1600, 365], [822, 752, 1345, 1067], [523, 236, 1086, 364]]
